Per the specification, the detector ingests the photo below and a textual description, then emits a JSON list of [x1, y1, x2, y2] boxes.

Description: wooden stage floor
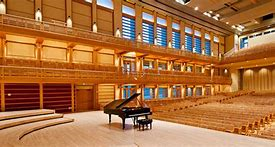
[[0, 111, 275, 147]]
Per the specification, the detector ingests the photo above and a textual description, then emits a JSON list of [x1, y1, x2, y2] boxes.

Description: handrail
[[0, 14, 219, 64]]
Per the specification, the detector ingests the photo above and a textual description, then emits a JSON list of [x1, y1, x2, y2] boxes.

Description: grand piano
[[103, 93, 152, 129]]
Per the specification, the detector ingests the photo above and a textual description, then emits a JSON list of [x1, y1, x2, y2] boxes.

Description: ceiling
[[184, 0, 275, 33]]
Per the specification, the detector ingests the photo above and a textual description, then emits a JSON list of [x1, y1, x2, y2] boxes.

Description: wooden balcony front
[[0, 14, 219, 64], [0, 58, 231, 85]]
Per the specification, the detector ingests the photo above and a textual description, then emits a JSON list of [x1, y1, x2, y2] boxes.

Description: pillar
[[155, 85, 158, 99], [1, 83, 5, 111], [71, 83, 75, 112], [201, 28, 205, 55], [93, 50, 98, 65], [92, 0, 97, 24], [113, 0, 122, 36], [39, 83, 43, 109], [167, 16, 172, 47], [202, 86, 205, 96], [115, 84, 120, 99], [168, 85, 172, 98], [66, 0, 72, 18], [193, 86, 196, 96], [153, 11, 157, 45], [180, 20, 185, 50], [181, 85, 186, 98], [135, 2, 142, 39]]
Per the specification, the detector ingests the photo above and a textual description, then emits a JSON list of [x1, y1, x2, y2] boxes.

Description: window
[[172, 86, 181, 98], [144, 87, 155, 100], [158, 62, 167, 70], [122, 5, 135, 40], [143, 60, 154, 69], [142, 12, 154, 44], [97, 0, 113, 9], [173, 63, 181, 71], [185, 27, 193, 52], [157, 17, 167, 47], [158, 87, 168, 99], [194, 30, 201, 54], [205, 33, 211, 56], [240, 37, 248, 49], [123, 85, 137, 99], [172, 22, 180, 49], [186, 87, 193, 96], [196, 87, 202, 96]]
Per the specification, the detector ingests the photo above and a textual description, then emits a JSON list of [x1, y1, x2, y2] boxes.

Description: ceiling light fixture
[[194, 7, 199, 11]]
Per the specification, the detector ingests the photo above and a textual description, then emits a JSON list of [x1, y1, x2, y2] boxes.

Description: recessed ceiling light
[[194, 7, 199, 11], [273, 62, 275, 64], [264, 58, 267, 60], [209, 11, 213, 14], [256, 65, 258, 67], [226, 22, 229, 24], [216, 14, 220, 17], [232, 25, 236, 29]]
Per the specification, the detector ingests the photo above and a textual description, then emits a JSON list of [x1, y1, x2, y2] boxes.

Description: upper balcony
[[0, 14, 219, 65], [0, 58, 231, 85]]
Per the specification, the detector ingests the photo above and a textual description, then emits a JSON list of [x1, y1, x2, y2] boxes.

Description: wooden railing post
[[1, 83, 5, 112]]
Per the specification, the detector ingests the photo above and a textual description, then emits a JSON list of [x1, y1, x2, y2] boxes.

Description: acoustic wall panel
[[43, 84, 72, 113], [72, 1, 92, 30], [97, 7, 114, 35], [98, 84, 114, 106], [4, 83, 40, 111], [7, 0, 34, 19], [42, 0, 66, 22]]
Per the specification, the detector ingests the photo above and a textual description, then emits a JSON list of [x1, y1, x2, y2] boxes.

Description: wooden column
[[39, 83, 43, 109], [202, 86, 205, 96], [71, 83, 75, 112], [193, 86, 196, 96], [181, 85, 186, 98], [210, 32, 214, 56], [155, 85, 158, 99], [168, 85, 172, 98], [93, 50, 98, 65], [180, 21, 185, 50], [66, 0, 72, 18], [201, 28, 205, 55], [1, 83, 5, 112], [153, 11, 157, 45], [167, 16, 172, 47], [154, 59, 158, 70], [92, 0, 97, 24], [113, 0, 122, 34], [35, 0, 42, 12], [135, 2, 142, 40], [191, 25, 195, 53], [114, 84, 120, 99]]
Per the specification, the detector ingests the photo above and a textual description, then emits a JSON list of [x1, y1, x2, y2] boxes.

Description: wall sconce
[[202, 48, 205, 55], [211, 51, 214, 56], [137, 33, 142, 42], [0, 0, 6, 14], [168, 40, 172, 48], [93, 22, 97, 33], [35, 8, 42, 22], [154, 37, 158, 45], [115, 28, 121, 37], [181, 44, 185, 50], [66, 16, 72, 28]]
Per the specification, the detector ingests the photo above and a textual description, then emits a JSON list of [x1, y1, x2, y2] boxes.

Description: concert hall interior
[[0, 0, 275, 146]]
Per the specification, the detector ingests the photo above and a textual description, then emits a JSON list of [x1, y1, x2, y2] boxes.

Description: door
[[76, 88, 94, 112]]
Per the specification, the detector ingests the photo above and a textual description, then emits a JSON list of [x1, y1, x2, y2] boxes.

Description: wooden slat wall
[[43, 83, 72, 113], [98, 84, 115, 106], [97, 7, 114, 35], [4, 83, 40, 111], [42, 0, 66, 22], [72, 1, 92, 30], [7, 0, 34, 19]]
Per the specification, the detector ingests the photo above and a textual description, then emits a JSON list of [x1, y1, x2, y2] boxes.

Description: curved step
[[0, 109, 55, 121], [0, 114, 63, 130], [19, 118, 74, 140]]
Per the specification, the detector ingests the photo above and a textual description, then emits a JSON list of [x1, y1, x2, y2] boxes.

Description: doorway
[[76, 85, 95, 112]]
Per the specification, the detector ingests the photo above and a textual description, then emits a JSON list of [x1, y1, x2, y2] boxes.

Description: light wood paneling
[[42, 46, 67, 61], [42, 0, 66, 22], [97, 53, 114, 65], [98, 84, 115, 106], [7, 0, 34, 19], [72, 1, 92, 30], [97, 7, 114, 35]]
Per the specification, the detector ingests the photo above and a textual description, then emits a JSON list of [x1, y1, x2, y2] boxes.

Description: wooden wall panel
[[42, 46, 67, 61], [4, 83, 40, 111], [42, 0, 66, 22], [98, 84, 114, 106], [76, 87, 94, 112], [97, 7, 113, 35], [43, 83, 72, 113], [73, 51, 93, 63], [6, 42, 36, 58], [97, 53, 114, 65], [242, 66, 275, 91], [72, 1, 91, 30], [7, 0, 34, 19]]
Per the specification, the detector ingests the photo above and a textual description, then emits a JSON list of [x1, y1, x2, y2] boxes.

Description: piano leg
[[122, 118, 125, 129], [109, 114, 111, 123]]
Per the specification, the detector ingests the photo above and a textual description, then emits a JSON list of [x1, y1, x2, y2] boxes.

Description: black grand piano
[[103, 93, 152, 129]]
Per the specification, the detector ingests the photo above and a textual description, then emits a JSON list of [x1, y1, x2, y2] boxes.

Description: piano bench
[[137, 119, 153, 131]]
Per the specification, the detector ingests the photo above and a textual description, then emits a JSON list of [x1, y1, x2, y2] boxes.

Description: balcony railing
[[0, 14, 219, 64]]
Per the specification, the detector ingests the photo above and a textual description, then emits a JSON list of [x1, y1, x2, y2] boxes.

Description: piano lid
[[116, 93, 141, 109]]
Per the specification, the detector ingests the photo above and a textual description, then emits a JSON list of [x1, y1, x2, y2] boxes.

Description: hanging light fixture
[[35, 8, 42, 22], [66, 16, 72, 28], [92, 22, 97, 33], [0, 0, 6, 14]]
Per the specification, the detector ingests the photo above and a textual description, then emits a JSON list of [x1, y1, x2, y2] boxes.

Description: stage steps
[[0, 109, 74, 139], [0, 109, 55, 121], [19, 117, 74, 140], [0, 113, 64, 130]]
